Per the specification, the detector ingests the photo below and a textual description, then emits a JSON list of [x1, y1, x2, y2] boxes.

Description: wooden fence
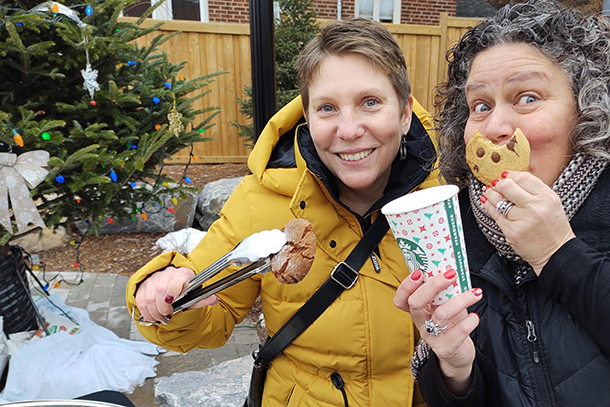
[[119, 14, 482, 163]]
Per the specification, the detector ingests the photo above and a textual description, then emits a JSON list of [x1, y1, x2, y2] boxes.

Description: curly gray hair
[[436, 0, 610, 188]]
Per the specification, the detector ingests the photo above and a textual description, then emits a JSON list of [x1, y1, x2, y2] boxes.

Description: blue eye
[[520, 95, 538, 104], [474, 103, 490, 113], [320, 105, 334, 113], [364, 99, 378, 107]]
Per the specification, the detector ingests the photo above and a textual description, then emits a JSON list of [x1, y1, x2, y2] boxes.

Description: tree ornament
[[82, 62, 100, 99], [0, 151, 49, 233], [168, 103, 184, 137], [29, 1, 87, 27]]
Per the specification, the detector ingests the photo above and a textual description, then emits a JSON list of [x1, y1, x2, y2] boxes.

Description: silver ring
[[424, 319, 448, 336], [496, 199, 514, 217]]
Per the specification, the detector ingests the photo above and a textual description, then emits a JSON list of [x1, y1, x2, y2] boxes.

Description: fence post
[[437, 12, 449, 88]]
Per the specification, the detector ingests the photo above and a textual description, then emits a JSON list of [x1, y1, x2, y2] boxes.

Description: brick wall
[[208, 0, 456, 25]]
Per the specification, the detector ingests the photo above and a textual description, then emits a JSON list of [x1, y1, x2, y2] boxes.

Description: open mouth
[[338, 149, 374, 162]]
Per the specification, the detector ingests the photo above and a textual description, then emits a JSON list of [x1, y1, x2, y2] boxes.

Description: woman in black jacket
[[394, 1, 610, 405]]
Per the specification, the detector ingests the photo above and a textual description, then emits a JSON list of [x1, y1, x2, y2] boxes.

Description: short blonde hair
[[296, 18, 411, 112]]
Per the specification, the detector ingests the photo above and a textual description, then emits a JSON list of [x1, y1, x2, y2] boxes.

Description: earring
[[399, 134, 408, 160]]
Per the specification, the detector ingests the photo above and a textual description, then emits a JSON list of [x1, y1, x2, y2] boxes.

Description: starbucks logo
[[397, 238, 428, 273]]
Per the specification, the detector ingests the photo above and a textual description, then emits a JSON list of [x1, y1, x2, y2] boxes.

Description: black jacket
[[418, 168, 610, 407]]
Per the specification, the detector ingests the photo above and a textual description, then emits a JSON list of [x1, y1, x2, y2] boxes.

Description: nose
[[482, 111, 514, 145], [336, 109, 363, 141]]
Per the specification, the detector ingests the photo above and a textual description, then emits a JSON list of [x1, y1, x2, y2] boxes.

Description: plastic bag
[[0, 294, 161, 402]]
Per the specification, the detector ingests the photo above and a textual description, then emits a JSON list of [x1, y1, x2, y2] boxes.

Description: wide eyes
[[473, 103, 490, 113], [519, 95, 538, 105]]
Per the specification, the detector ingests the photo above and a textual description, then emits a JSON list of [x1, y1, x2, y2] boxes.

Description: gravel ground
[[37, 163, 250, 278]]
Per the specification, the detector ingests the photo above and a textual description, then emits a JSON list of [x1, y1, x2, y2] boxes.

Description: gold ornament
[[168, 106, 183, 137]]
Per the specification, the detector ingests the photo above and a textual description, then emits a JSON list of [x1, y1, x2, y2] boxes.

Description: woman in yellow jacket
[[127, 18, 438, 406]]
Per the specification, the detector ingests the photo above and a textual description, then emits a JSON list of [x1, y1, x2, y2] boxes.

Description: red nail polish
[[480, 196, 487, 204], [443, 269, 456, 280], [165, 295, 174, 304], [473, 312, 479, 318], [492, 179, 499, 187], [482, 185, 487, 192], [501, 171, 509, 179], [410, 269, 422, 281], [473, 287, 483, 296]]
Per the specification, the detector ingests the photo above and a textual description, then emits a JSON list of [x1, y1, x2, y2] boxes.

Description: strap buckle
[[331, 261, 358, 289]]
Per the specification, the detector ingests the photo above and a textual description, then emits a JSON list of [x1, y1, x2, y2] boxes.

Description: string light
[[55, 175, 65, 183], [85, 5, 92, 15], [41, 132, 51, 140], [110, 170, 117, 182], [153, 96, 160, 104], [12, 129, 23, 147], [127, 61, 136, 66], [164, 82, 172, 89]]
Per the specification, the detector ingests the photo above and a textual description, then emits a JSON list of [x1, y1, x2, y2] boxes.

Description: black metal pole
[[249, 0, 277, 142]]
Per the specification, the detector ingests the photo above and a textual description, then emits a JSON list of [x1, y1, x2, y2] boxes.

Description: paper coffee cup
[[382, 185, 471, 305]]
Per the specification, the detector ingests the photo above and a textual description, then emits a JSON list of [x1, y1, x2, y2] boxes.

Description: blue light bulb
[[85, 5, 93, 15], [164, 82, 172, 89], [184, 176, 192, 184], [56, 175, 64, 183], [153, 96, 160, 104], [110, 171, 117, 182]]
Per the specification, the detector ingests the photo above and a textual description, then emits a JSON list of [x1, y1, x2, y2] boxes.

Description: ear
[[302, 107, 308, 122], [401, 95, 414, 135]]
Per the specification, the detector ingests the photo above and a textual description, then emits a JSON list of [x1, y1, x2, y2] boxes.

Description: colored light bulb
[[167, 207, 175, 213], [55, 175, 64, 183], [41, 132, 51, 140], [13, 133, 23, 147], [155, 124, 161, 130], [171, 197, 178, 205], [110, 171, 117, 182], [141, 213, 148, 220], [164, 82, 171, 89], [85, 5, 92, 15], [130, 182, 136, 188], [108, 217, 114, 224], [184, 176, 192, 184], [198, 128, 205, 133], [127, 61, 136, 66], [153, 96, 160, 104]]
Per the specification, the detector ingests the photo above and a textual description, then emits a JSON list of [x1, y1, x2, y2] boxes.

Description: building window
[[355, 0, 401, 23], [123, 0, 208, 22]]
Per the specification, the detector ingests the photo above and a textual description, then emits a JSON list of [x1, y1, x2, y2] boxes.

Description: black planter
[[0, 247, 38, 336]]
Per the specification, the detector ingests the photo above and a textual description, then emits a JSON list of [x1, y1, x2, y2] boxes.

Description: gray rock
[[10, 226, 69, 253], [75, 190, 197, 235], [155, 355, 252, 407], [195, 177, 243, 230]]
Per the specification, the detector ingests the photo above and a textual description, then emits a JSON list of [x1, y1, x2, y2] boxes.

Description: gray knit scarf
[[468, 153, 607, 286]]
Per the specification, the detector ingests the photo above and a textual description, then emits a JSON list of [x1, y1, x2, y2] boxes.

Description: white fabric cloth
[[0, 294, 160, 402]]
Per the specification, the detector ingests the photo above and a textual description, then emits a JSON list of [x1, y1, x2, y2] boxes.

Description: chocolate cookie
[[270, 219, 316, 284], [466, 128, 530, 186]]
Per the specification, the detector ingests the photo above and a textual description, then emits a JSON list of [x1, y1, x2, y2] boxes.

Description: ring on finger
[[424, 319, 448, 336], [496, 199, 515, 218]]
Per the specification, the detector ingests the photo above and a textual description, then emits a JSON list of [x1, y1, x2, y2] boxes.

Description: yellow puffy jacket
[[126, 96, 439, 406]]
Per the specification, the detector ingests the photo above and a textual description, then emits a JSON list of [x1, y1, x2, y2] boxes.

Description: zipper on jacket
[[330, 372, 349, 407], [474, 268, 554, 406], [526, 320, 539, 363]]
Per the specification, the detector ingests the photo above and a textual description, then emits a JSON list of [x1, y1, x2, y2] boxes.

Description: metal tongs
[[171, 229, 287, 314]]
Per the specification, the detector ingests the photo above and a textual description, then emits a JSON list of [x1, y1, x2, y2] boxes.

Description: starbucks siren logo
[[396, 238, 428, 274]]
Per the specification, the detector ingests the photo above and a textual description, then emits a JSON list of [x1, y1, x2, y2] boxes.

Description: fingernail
[[482, 185, 487, 192], [473, 287, 483, 296], [410, 269, 422, 281], [473, 312, 479, 318], [164, 314, 172, 319], [165, 295, 174, 304], [501, 171, 509, 179], [212, 296, 219, 306], [480, 196, 487, 204], [492, 179, 499, 187], [443, 269, 456, 280]]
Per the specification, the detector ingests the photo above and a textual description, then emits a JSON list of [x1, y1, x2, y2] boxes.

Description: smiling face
[[305, 53, 413, 209], [464, 43, 577, 186]]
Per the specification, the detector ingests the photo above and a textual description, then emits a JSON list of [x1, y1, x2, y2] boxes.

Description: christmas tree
[[233, 0, 319, 146], [0, 0, 223, 245]]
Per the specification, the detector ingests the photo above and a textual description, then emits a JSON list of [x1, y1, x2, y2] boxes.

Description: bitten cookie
[[270, 219, 316, 284], [466, 128, 530, 186]]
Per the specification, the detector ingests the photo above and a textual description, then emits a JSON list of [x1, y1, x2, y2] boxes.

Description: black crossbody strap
[[256, 214, 390, 365]]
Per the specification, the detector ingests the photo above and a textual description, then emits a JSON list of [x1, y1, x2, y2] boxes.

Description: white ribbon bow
[[0, 151, 50, 234]]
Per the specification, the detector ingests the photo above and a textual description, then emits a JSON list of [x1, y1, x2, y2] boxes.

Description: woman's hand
[[135, 266, 218, 324], [394, 270, 482, 395], [481, 171, 576, 274]]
